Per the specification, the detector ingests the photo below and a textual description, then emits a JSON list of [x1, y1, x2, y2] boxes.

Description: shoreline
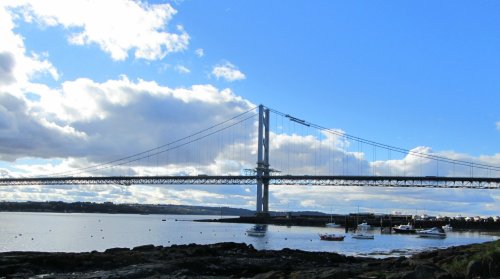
[[1, 240, 498, 278], [198, 215, 500, 231]]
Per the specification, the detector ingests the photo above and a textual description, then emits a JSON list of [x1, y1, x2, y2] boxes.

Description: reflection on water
[[1, 212, 498, 258]]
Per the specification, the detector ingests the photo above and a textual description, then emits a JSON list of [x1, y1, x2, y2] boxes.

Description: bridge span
[[2, 105, 499, 214], [1, 175, 498, 189]]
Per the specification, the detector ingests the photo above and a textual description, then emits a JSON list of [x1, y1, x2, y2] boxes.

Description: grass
[[442, 240, 500, 277]]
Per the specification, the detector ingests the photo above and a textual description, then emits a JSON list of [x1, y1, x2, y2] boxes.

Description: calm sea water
[[1, 212, 498, 258]]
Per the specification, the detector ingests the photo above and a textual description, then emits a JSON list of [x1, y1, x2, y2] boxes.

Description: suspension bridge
[[1, 105, 499, 214]]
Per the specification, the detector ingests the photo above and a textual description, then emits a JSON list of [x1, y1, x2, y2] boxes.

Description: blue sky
[[0, 1, 498, 216]]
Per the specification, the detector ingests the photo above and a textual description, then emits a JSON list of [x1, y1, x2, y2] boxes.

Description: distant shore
[[200, 215, 500, 230], [3, 201, 500, 230], [0, 201, 254, 216], [1, 240, 498, 278]]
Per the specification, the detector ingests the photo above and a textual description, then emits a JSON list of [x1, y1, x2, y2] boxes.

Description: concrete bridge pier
[[256, 105, 270, 216]]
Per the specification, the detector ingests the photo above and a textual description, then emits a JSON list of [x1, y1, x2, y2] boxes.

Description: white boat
[[352, 223, 374, 239], [325, 222, 341, 228], [246, 225, 266, 237], [417, 227, 446, 238], [352, 233, 374, 239], [325, 208, 341, 228], [441, 224, 453, 232]]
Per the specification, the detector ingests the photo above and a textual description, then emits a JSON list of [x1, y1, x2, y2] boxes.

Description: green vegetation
[[0, 201, 254, 216], [442, 240, 500, 278]]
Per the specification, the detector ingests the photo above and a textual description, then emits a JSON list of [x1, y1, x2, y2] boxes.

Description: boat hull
[[393, 228, 416, 234], [319, 234, 345, 241], [416, 227, 446, 238], [417, 233, 446, 239], [352, 234, 374, 240], [246, 231, 266, 237]]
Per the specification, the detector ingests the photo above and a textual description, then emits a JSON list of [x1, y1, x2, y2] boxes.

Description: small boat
[[325, 208, 341, 227], [417, 227, 446, 238], [393, 223, 416, 234], [441, 224, 453, 232], [319, 233, 345, 241], [352, 224, 374, 239], [246, 225, 266, 237], [352, 232, 374, 239], [325, 222, 341, 228]]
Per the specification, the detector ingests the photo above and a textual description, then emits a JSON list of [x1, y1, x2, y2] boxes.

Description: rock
[[252, 270, 287, 279], [0, 240, 497, 278], [466, 260, 482, 279], [104, 247, 130, 254], [402, 264, 451, 279], [131, 244, 156, 251]]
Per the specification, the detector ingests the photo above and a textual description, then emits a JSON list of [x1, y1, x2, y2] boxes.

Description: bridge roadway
[[0, 175, 499, 189]]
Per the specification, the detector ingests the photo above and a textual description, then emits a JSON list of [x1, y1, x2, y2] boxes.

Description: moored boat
[[417, 227, 446, 238], [352, 232, 374, 239], [352, 224, 374, 239], [319, 233, 345, 241], [393, 223, 416, 234], [246, 225, 266, 237]]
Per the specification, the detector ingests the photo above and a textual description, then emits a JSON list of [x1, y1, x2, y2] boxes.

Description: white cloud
[[269, 186, 500, 217], [195, 48, 204, 57], [0, 5, 59, 89], [212, 62, 246, 82], [5, 0, 189, 61], [0, 75, 255, 163], [497, 121, 500, 130], [175, 64, 190, 74]]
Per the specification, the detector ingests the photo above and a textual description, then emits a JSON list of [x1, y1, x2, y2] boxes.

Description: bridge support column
[[256, 105, 270, 215]]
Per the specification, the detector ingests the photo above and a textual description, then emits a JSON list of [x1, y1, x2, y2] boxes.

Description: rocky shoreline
[[1, 240, 499, 278]]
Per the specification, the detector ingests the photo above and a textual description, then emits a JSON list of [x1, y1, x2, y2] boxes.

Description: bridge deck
[[0, 175, 498, 189]]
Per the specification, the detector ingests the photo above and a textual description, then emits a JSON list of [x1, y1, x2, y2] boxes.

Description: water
[[1, 212, 498, 258]]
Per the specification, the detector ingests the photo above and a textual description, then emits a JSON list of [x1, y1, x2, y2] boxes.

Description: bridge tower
[[256, 105, 270, 215]]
